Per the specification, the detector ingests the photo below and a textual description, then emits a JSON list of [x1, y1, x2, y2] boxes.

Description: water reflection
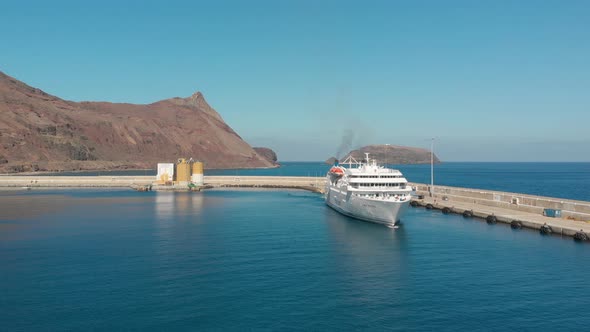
[[154, 192, 206, 248], [323, 207, 410, 303], [155, 192, 175, 219], [324, 207, 409, 252], [154, 192, 205, 220]]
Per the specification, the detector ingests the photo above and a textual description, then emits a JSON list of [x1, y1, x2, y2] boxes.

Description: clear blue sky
[[1, 0, 589, 161]]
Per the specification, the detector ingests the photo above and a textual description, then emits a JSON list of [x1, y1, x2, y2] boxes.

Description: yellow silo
[[191, 161, 204, 185], [175, 158, 192, 184]]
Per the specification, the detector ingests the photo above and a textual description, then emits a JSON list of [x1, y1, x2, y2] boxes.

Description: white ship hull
[[325, 153, 413, 227], [325, 187, 409, 227]]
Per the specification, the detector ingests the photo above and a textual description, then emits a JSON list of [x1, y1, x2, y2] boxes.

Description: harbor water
[[1, 189, 589, 330]]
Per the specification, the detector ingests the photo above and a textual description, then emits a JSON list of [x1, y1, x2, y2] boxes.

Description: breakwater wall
[[2, 176, 588, 220], [412, 184, 590, 222], [0, 176, 153, 188], [205, 176, 325, 193], [0, 175, 326, 193]]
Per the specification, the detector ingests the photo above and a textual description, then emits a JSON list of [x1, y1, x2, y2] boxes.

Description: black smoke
[[335, 129, 355, 160]]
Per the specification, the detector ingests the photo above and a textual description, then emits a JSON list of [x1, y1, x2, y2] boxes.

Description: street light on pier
[[430, 137, 435, 197]]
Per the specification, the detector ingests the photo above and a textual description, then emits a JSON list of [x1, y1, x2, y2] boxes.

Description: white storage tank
[[156, 163, 174, 184]]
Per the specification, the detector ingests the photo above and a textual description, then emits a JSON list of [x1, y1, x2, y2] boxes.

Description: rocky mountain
[[253, 147, 279, 166], [0, 71, 276, 173], [335, 144, 440, 164]]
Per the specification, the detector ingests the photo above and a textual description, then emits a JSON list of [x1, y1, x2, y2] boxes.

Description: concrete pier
[[411, 184, 590, 239], [411, 197, 590, 238], [412, 183, 590, 221]]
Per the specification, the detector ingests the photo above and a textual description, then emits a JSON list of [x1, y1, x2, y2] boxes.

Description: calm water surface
[[1, 189, 588, 330]]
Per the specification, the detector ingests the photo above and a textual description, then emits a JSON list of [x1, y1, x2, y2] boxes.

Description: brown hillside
[[0, 71, 275, 173]]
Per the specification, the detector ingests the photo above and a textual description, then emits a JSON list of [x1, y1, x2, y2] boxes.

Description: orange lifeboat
[[329, 166, 344, 176]]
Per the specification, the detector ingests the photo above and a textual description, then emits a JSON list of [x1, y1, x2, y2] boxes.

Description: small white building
[[156, 163, 174, 183]]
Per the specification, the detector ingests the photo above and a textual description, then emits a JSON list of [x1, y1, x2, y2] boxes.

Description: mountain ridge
[[0, 70, 275, 173]]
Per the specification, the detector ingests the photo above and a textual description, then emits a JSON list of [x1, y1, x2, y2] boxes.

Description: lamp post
[[430, 138, 435, 197]]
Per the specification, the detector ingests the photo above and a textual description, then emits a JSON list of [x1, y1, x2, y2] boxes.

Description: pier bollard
[[486, 215, 497, 224], [510, 220, 523, 229], [573, 230, 588, 242], [540, 223, 553, 235]]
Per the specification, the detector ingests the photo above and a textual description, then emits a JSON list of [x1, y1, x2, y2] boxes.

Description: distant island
[[0, 71, 277, 173], [326, 144, 440, 165]]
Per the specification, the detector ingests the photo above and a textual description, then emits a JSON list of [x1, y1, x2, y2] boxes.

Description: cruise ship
[[325, 153, 413, 227]]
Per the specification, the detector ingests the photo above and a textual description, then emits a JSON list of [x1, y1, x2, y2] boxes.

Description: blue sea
[[1, 188, 589, 331], [2, 162, 590, 330]]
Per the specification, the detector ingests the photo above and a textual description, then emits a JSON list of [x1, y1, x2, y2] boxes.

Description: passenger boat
[[325, 153, 413, 227]]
